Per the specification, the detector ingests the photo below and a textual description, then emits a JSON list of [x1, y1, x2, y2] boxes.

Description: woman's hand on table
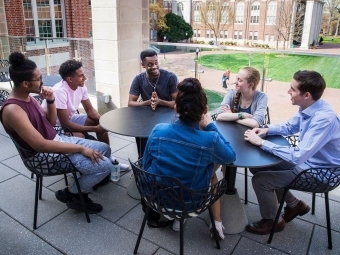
[[244, 129, 264, 146]]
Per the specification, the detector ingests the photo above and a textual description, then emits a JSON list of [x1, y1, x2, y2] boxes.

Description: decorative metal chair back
[[285, 134, 299, 147], [0, 60, 12, 88], [10, 135, 78, 177], [130, 158, 227, 219], [264, 106, 270, 124], [268, 167, 340, 250], [287, 167, 340, 193], [0, 89, 9, 106]]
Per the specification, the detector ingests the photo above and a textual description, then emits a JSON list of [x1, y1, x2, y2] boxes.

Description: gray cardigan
[[217, 89, 268, 126]]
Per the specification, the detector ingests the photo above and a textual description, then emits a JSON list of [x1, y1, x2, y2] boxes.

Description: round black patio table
[[100, 106, 176, 138], [214, 121, 290, 194], [100, 106, 176, 199], [212, 120, 290, 234]]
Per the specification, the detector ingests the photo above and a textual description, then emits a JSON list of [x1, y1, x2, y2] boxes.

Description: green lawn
[[321, 35, 340, 44], [199, 53, 340, 88], [205, 89, 223, 112]]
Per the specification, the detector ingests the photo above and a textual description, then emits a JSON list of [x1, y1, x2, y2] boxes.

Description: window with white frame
[[194, 13, 201, 22], [239, 31, 243, 39], [163, 0, 171, 9], [234, 30, 238, 39], [235, 2, 244, 24], [254, 31, 258, 40], [265, 34, 269, 41], [221, 2, 229, 24], [194, 3, 201, 22], [220, 31, 224, 38], [23, 0, 66, 42], [270, 35, 274, 42], [197, 29, 201, 37], [249, 31, 253, 40], [177, 2, 184, 12], [250, 1, 260, 24], [224, 30, 228, 39], [207, 30, 214, 38], [266, 1, 277, 25], [194, 29, 197, 37]]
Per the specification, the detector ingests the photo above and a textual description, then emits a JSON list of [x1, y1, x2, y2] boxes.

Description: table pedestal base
[[204, 192, 248, 234], [127, 174, 141, 200]]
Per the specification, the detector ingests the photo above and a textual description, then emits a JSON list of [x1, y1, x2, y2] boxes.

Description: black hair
[[140, 49, 157, 62], [58, 59, 83, 80], [8, 52, 37, 87], [175, 78, 207, 123], [293, 70, 326, 101]]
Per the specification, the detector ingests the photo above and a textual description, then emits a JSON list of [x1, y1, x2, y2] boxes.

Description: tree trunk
[[327, 15, 333, 35], [335, 17, 340, 37]]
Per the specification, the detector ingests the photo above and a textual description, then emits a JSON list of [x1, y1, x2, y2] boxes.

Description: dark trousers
[[135, 137, 148, 159]]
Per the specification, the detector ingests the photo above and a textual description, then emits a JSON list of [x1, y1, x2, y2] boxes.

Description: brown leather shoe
[[246, 217, 285, 235], [283, 200, 310, 223]]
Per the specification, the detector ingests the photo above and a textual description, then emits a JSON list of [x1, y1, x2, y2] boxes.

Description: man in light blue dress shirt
[[244, 70, 340, 235]]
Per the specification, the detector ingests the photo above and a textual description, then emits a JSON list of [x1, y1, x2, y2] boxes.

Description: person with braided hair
[[216, 66, 268, 128], [143, 78, 236, 239]]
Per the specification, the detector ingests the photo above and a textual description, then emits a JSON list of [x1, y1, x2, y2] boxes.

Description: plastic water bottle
[[111, 159, 120, 182]]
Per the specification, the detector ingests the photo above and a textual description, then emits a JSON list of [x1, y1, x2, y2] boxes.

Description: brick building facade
[[163, 0, 324, 49], [0, 0, 96, 93]]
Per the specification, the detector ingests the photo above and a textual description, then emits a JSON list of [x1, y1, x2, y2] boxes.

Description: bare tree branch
[[274, 0, 305, 50], [199, 0, 235, 45]]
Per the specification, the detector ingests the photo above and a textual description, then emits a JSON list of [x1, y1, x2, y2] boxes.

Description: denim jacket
[[143, 120, 236, 190]]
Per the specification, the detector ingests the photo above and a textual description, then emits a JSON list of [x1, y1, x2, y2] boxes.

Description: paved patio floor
[[1, 46, 340, 254]]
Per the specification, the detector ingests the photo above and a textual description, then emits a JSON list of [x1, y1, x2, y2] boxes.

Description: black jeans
[[135, 137, 148, 159]]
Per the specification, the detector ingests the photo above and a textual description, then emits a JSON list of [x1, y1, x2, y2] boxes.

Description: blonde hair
[[241, 67, 261, 90]]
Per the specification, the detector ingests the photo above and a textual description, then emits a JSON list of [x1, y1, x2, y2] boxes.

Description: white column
[[91, 0, 149, 109], [300, 0, 315, 49]]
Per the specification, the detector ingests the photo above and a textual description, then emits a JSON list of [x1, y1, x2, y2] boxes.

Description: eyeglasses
[[30, 76, 43, 83]]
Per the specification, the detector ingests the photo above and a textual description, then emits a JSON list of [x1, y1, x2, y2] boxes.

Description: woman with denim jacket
[[143, 78, 236, 240]]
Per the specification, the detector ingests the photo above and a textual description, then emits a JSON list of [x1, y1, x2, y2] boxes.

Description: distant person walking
[[222, 69, 230, 89]]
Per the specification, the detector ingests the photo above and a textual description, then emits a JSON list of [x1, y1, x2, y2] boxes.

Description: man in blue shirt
[[244, 70, 340, 235]]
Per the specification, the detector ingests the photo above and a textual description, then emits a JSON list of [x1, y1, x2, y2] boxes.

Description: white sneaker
[[210, 220, 225, 240], [172, 218, 187, 232], [119, 163, 130, 172]]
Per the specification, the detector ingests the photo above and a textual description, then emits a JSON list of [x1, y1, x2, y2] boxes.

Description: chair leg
[[72, 173, 90, 223], [244, 168, 248, 204], [39, 176, 43, 200], [64, 173, 69, 186], [134, 206, 149, 254], [312, 192, 316, 215], [324, 192, 332, 250], [180, 218, 185, 255], [33, 175, 41, 229], [268, 188, 288, 244], [208, 206, 221, 249]]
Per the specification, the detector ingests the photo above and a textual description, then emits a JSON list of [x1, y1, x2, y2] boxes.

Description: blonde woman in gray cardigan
[[216, 67, 268, 128]]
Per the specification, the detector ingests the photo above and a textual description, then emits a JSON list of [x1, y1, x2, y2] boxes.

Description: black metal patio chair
[[268, 167, 340, 250], [10, 135, 91, 229], [129, 158, 227, 255], [0, 89, 9, 106]]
